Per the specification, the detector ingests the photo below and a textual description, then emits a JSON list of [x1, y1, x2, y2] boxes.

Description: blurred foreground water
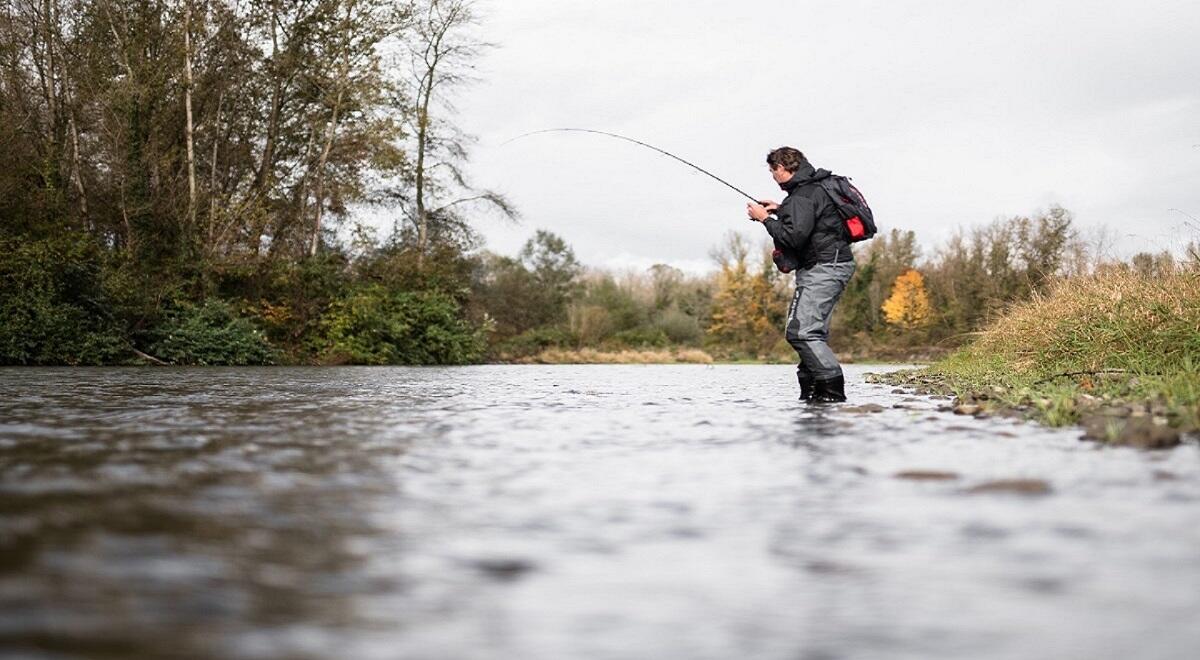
[[1, 365, 1198, 660]]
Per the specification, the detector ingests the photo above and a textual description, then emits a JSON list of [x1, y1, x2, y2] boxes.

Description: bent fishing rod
[[503, 128, 762, 204]]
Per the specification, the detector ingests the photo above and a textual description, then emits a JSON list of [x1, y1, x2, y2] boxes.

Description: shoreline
[[863, 267, 1200, 450], [869, 368, 1197, 450]]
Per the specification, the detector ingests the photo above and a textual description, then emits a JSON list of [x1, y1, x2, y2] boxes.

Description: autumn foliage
[[882, 269, 933, 330], [707, 234, 786, 358]]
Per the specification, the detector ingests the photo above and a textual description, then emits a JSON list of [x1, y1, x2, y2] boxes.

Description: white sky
[[451, 0, 1200, 273]]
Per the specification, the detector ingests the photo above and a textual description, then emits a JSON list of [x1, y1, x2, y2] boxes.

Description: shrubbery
[[0, 236, 127, 365], [146, 299, 276, 366], [493, 326, 575, 359], [317, 285, 484, 365]]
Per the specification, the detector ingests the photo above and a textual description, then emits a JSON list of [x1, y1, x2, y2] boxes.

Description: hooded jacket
[[762, 159, 852, 269]]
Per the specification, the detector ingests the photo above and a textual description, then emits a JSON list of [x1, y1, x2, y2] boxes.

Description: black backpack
[[816, 174, 877, 243]]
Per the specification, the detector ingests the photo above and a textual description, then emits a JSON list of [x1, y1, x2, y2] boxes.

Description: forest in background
[[2, 0, 1196, 366]]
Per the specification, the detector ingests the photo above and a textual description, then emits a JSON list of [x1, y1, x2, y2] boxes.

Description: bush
[[317, 284, 484, 364], [249, 254, 354, 359], [610, 326, 669, 349], [493, 326, 573, 359], [0, 235, 127, 365], [146, 299, 276, 365], [654, 308, 702, 344]]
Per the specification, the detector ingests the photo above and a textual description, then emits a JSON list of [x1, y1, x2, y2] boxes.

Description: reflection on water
[[0, 365, 1198, 659]]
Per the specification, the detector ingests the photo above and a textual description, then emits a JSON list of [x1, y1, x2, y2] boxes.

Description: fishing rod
[[502, 128, 762, 204]]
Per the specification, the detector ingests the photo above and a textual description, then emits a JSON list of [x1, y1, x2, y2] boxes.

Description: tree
[[474, 230, 580, 339], [519, 229, 581, 310], [707, 233, 777, 356], [402, 0, 513, 264], [882, 269, 932, 330]]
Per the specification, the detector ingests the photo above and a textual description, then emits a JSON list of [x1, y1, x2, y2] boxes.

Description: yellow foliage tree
[[707, 235, 778, 356], [882, 269, 933, 330]]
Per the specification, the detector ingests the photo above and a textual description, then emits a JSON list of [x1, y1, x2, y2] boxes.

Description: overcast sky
[[450, 0, 1200, 273]]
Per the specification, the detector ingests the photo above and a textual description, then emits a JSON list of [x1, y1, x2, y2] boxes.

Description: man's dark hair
[[766, 147, 806, 173]]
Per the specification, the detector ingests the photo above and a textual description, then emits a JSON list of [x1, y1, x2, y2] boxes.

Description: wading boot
[[797, 369, 815, 402], [810, 375, 847, 404]]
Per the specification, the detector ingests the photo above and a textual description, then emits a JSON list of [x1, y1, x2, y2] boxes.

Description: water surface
[[1, 365, 1198, 659]]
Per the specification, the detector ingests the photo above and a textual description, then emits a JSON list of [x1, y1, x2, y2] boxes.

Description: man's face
[[770, 164, 792, 184]]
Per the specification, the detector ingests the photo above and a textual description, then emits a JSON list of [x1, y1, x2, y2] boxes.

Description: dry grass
[[521, 348, 715, 365], [965, 267, 1200, 375], [928, 267, 1200, 429]]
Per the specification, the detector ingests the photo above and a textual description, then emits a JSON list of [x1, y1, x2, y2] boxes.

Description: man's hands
[[747, 200, 779, 222]]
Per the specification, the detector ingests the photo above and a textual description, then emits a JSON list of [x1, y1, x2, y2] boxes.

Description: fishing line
[[502, 128, 761, 203]]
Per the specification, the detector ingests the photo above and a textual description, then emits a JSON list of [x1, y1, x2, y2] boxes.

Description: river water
[[0, 365, 1197, 660]]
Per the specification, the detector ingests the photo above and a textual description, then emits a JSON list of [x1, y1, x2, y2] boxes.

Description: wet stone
[[841, 404, 885, 414], [965, 479, 1053, 496], [894, 470, 960, 481], [805, 560, 858, 575], [954, 404, 982, 416], [470, 557, 538, 581], [1081, 415, 1182, 449]]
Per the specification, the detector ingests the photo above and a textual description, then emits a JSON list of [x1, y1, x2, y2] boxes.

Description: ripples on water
[[0, 365, 1197, 659]]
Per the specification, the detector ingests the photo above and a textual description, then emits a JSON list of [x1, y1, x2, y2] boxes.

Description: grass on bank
[[903, 267, 1199, 432]]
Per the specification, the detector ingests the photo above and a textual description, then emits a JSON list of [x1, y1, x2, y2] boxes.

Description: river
[[1, 365, 1197, 659]]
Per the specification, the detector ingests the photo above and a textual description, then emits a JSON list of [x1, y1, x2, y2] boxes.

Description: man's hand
[[746, 200, 778, 222]]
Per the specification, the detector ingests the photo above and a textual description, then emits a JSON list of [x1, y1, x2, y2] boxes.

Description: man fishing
[[747, 147, 856, 403]]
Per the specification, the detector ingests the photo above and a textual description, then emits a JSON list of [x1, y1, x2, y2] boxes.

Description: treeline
[[475, 207, 1199, 364], [1, 0, 514, 365]]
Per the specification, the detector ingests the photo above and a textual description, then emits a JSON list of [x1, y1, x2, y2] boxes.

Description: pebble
[[895, 470, 960, 481], [1080, 415, 1182, 449], [842, 404, 886, 414], [966, 479, 1053, 495], [471, 557, 538, 580]]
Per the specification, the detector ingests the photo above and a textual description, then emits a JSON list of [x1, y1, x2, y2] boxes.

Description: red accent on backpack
[[846, 217, 865, 240]]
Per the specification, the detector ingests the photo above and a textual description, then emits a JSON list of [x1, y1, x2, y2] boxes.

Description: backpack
[[816, 174, 877, 243]]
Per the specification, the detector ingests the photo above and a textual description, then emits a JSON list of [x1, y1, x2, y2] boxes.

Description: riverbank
[[871, 268, 1199, 448]]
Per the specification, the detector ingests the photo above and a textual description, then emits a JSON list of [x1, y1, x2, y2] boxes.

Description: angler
[[747, 147, 859, 403], [507, 131, 872, 403]]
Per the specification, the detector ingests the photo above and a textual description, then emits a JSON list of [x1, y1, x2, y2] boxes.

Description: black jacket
[[762, 160, 852, 269]]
